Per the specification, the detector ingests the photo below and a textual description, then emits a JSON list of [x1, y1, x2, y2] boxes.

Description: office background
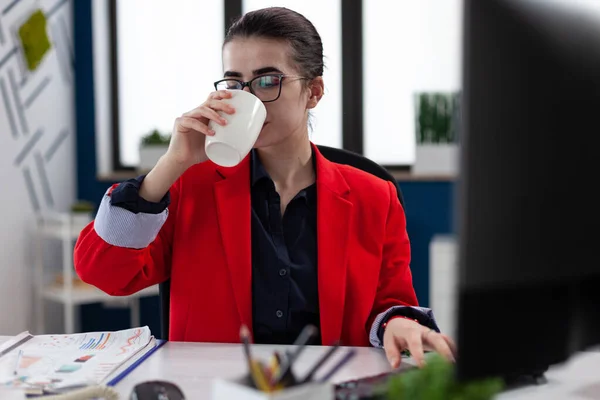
[[0, 0, 459, 335]]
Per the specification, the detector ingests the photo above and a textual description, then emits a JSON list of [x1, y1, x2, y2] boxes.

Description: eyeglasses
[[213, 74, 307, 103]]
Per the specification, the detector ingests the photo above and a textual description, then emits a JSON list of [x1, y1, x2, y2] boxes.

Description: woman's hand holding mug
[[139, 90, 236, 203], [166, 90, 236, 169]]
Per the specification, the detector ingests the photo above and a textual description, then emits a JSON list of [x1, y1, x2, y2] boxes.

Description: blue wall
[[73, 0, 454, 337], [399, 181, 455, 306]]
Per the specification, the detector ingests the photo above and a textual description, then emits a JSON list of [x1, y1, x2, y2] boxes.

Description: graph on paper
[[0, 326, 154, 392]]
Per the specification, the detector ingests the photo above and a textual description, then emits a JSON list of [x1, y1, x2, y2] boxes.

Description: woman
[[74, 7, 455, 368]]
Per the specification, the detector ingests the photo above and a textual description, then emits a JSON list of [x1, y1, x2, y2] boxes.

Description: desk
[[114, 342, 600, 400], [113, 342, 399, 398], [1, 337, 598, 399], [114, 343, 600, 400]]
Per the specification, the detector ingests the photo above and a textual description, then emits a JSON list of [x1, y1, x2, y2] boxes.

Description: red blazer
[[74, 144, 418, 346]]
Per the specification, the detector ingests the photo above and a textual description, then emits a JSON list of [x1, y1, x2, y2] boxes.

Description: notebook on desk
[[0, 326, 164, 396]]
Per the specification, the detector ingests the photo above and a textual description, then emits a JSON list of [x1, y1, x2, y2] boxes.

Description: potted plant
[[413, 92, 460, 175], [70, 200, 95, 226], [139, 129, 171, 171], [386, 354, 503, 399]]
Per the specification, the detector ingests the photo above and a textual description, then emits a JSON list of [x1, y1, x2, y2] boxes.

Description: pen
[[287, 324, 317, 363], [284, 324, 317, 359], [240, 325, 275, 392], [0, 334, 33, 359], [13, 350, 23, 376], [239, 325, 253, 370], [271, 325, 317, 386], [318, 349, 356, 382], [299, 341, 341, 384]]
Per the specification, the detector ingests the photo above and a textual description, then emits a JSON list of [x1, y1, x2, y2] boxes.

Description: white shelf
[[42, 284, 159, 305], [34, 211, 157, 334], [37, 212, 93, 240]]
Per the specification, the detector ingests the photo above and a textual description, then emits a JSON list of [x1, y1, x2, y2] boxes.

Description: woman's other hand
[[383, 317, 457, 369]]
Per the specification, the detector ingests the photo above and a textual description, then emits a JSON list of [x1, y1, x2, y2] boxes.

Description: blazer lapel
[[314, 145, 353, 345], [213, 157, 253, 331]]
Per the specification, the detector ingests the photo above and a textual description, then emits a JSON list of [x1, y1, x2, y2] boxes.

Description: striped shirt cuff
[[369, 306, 439, 348], [94, 190, 169, 249]]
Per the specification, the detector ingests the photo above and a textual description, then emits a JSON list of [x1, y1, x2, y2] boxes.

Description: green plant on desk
[[387, 354, 504, 400]]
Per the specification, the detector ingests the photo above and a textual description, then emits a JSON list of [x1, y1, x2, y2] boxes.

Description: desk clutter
[[213, 323, 505, 400], [0, 324, 508, 399], [0, 326, 162, 397], [212, 325, 356, 400]]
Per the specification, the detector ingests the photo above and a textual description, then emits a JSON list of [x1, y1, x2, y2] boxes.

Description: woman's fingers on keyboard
[[423, 330, 455, 363], [383, 330, 404, 368]]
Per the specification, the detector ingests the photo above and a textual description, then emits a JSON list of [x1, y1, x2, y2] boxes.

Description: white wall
[[0, 0, 75, 334]]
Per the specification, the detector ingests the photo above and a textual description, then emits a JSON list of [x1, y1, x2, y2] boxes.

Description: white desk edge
[[0, 336, 598, 399]]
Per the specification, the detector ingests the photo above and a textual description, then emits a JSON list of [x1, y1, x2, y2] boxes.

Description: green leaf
[[386, 354, 504, 400], [414, 91, 461, 145], [417, 93, 429, 144], [141, 129, 171, 146]]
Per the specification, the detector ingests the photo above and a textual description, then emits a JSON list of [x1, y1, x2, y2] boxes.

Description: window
[[116, 0, 224, 167], [107, 1, 464, 170], [363, 0, 463, 165], [242, 0, 343, 149]]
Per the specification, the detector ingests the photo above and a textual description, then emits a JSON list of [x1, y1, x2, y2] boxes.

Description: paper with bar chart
[[0, 326, 154, 392]]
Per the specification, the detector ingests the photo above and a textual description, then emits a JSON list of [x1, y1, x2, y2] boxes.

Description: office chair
[[159, 145, 404, 340], [315, 145, 404, 207]]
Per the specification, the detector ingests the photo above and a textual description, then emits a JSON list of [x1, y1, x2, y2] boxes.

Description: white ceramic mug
[[205, 90, 267, 167]]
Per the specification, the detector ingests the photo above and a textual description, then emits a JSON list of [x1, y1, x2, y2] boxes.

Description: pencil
[[318, 349, 357, 382], [13, 350, 23, 376], [239, 325, 276, 392], [271, 325, 317, 385], [239, 325, 253, 368], [249, 359, 273, 392], [268, 351, 282, 380], [299, 341, 341, 384], [268, 352, 286, 391]]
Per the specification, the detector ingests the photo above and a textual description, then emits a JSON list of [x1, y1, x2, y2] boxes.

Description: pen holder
[[211, 376, 334, 400]]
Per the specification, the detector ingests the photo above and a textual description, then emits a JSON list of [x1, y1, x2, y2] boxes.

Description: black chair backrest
[[315, 145, 404, 206], [159, 145, 403, 340]]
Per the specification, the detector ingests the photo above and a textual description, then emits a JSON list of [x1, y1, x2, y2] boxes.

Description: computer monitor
[[456, 0, 600, 381]]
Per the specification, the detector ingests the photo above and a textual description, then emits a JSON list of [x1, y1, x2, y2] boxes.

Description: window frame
[[107, 0, 410, 171]]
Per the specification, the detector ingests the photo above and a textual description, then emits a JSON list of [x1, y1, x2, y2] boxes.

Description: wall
[[0, 0, 75, 334], [400, 181, 455, 307]]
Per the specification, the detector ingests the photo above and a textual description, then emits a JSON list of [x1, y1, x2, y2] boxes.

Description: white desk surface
[[113, 341, 400, 398], [1, 336, 598, 399]]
